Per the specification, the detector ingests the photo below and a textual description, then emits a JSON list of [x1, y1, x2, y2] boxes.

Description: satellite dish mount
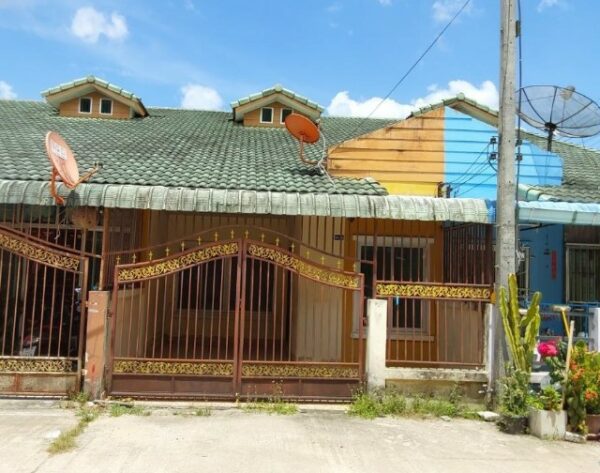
[[45, 131, 101, 205], [284, 113, 321, 165]]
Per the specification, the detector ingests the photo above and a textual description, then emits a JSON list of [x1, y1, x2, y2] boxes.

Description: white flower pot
[[528, 408, 567, 440]]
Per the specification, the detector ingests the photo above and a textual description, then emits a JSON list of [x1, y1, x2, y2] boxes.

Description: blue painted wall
[[444, 108, 563, 200], [519, 224, 565, 335]]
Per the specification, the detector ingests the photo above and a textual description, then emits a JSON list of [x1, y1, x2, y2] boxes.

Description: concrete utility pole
[[492, 0, 518, 392]]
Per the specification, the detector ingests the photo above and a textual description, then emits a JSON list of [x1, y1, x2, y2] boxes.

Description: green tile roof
[[41, 75, 141, 102], [0, 100, 390, 196], [230, 84, 325, 112], [521, 133, 600, 203]]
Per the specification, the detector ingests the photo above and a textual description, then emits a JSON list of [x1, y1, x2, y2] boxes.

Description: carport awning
[[518, 201, 600, 225], [0, 180, 493, 223]]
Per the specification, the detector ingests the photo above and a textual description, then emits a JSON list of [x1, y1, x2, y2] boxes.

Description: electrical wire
[[451, 160, 491, 189], [445, 140, 495, 188], [329, 0, 472, 152], [452, 163, 494, 196], [455, 170, 498, 197]]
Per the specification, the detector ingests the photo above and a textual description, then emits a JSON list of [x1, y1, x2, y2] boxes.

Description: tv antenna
[[284, 113, 333, 185], [44, 131, 102, 205], [517, 85, 600, 151]]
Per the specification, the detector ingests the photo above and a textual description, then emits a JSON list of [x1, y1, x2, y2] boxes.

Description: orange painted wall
[[243, 101, 296, 128], [328, 108, 445, 196], [59, 91, 131, 119]]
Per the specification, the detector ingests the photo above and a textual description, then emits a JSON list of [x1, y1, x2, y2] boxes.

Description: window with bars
[[356, 236, 430, 332], [567, 245, 600, 303]]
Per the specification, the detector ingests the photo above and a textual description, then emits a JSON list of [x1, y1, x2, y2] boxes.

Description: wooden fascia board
[[233, 93, 321, 121], [44, 83, 147, 116], [447, 102, 498, 127]]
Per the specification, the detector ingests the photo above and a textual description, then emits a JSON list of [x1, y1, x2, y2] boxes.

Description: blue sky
[[0, 0, 597, 126]]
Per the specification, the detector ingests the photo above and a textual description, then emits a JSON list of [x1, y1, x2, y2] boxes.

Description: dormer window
[[79, 97, 92, 114], [230, 85, 323, 128], [42, 76, 148, 119], [260, 107, 274, 124], [280, 108, 293, 124], [100, 98, 113, 115]]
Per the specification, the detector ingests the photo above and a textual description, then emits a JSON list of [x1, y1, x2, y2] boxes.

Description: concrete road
[[1, 402, 599, 473]]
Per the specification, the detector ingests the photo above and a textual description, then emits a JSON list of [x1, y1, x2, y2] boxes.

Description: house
[[2, 75, 596, 402]]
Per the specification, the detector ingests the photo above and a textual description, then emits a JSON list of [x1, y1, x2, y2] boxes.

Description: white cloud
[[326, 80, 498, 119], [414, 80, 498, 109], [327, 92, 414, 119], [0, 80, 16, 100], [71, 7, 128, 43], [180, 84, 223, 110], [432, 0, 472, 23], [537, 0, 564, 11]]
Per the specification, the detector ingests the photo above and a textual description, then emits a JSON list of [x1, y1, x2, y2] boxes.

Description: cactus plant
[[498, 273, 541, 374]]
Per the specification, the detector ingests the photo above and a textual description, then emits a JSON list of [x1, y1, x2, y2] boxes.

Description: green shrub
[[529, 386, 562, 411], [499, 365, 530, 417], [348, 388, 475, 420]]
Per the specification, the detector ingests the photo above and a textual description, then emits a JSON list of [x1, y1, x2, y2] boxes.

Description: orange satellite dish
[[44, 131, 101, 205], [285, 113, 320, 144], [284, 113, 321, 165]]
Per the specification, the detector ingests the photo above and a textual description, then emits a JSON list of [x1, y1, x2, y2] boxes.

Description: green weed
[[47, 405, 101, 455], [67, 391, 91, 405], [242, 401, 298, 415], [348, 387, 478, 420], [194, 407, 212, 417], [241, 382, 298, 415], [109, 403, 149, 417]]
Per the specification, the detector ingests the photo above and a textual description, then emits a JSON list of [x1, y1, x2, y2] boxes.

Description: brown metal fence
[[378, 290, 488, 368], [109, 231, 364, 401], [356, 221, 492, 369], [0, 225, 88, 395]]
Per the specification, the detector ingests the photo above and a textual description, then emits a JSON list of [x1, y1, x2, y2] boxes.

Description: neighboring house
[[0, 75, 596, 401], [517, 137, 600, 339]]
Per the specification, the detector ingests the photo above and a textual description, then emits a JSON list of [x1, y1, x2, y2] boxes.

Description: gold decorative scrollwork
[[0, 232, 80, 271], [117, 242, 239, 282], [376, 282, 492, 301], [0, 357, 77, 373], [242, 363, 359, 379], [113, 360, 234, 377], [247, 243, 360, 289]]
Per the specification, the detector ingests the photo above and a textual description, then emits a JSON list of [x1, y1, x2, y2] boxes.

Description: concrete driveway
[[1, 401, 599, 473]]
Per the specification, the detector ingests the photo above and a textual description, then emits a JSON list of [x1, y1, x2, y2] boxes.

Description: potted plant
[[498, 365, 530, 434], [543, 338, 600, 437], [570, 342, 600, 436], [584, 386, 600, 436], [496, 274, 541, 434], [528, 385, 567, 439]]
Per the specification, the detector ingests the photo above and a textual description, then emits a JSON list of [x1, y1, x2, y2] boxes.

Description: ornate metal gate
[[109, 231, 364, 401], [0, 226, 89, 395]]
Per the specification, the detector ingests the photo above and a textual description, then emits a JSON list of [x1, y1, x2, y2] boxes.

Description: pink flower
[[538, 341, 559, 358]]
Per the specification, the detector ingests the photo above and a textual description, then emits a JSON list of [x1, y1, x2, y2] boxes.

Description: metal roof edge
[[0, 180, 491, 224], [518, 201, 600, 226]]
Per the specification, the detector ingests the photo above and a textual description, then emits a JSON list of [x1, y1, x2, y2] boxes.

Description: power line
[[446, 140, 495, 187], [456, 170, 497, 196], [451, 160, 491, 189], [330, 0, 472, 151], [451, 163, 494, 196]]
